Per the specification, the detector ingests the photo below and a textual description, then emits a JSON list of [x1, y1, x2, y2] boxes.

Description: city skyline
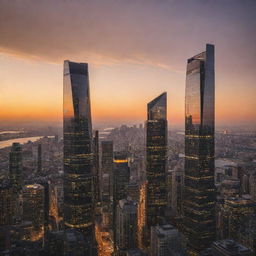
[[0, 52, 255, 255], [0, 0, 255, 128], [0, 1, 255, 255]]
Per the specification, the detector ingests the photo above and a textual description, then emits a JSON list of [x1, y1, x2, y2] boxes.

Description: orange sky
[[0, 0, 255, 127]]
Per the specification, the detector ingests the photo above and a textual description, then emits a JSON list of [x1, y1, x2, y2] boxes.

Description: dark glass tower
[[93, 130, 100, 204], [63, 60, 95, 255], [145, 92, 167, 247], [101, 141, 114, 203], [9, 142, 23, 191], [113, 152, 130, 205], [37, 144, 42, 173], [183, 44, 216, 255], [113, 152, 130, 250]]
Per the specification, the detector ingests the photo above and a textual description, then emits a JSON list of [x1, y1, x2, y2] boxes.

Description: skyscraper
[[210, 239, 252, 256], [101, 141, 114, 203], [63, 60, 95, 255], [113, 152, 130, 204], [23, 184, 45, 239], [113, 151, 131, 247], [145, 92, 168, 247], [37, 144, 42, 173], [183, 44, 216, 255], [219, 198, 256, 245], [150, 224, 184, 256], [0, 182, 13, 226], [9, 142, 23, 225], [93, 130, 100, 205], [9, 142, 23, 191]]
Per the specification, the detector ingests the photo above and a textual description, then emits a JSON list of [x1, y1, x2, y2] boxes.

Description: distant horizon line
[[0, 120, 255, 130]]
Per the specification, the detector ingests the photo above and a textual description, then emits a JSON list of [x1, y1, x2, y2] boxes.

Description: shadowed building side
[[37, 144, 42, 173]]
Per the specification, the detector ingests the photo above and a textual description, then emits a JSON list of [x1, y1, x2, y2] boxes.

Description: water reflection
[[0, 136, 53, 149]]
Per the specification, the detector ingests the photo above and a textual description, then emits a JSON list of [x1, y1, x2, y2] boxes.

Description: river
[[0, 136, 52, 149]]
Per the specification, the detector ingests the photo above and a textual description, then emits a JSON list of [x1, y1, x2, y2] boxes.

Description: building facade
[[150, 224, 183, 256], [113, 151, 131, 246], [116, 199, 138, 255], [101, 141, 114, 203], [23, 184, 45, 240], [211, 239, 252, 256], [37, 144, 42, 173], [93, 130, 100, 205]]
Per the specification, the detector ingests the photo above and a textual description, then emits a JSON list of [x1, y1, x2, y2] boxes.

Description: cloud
[[0, 0, 255, 71]]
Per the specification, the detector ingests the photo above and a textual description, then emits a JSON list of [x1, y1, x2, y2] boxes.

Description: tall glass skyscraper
[[63, 60, 95, 255], [183, 44, 216, 255], [144, 92, 167, 247]]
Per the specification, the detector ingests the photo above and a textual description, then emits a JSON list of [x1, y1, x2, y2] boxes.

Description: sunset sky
[[0, 0, 255, 128]]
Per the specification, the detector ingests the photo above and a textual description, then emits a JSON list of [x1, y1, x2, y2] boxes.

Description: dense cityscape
[[0, 44, 255, 256]]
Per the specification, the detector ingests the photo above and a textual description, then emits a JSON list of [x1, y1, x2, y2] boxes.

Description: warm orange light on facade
[[113, 159, 128, 163]]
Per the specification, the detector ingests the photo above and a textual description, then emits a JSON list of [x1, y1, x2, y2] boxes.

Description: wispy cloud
[[0, 0, 255, 71]]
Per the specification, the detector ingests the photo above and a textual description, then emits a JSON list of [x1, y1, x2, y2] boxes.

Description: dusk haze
[[0, 0, 255, 127], [0, 1, 255, 256]]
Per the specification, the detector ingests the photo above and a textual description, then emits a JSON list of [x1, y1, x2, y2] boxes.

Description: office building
[[219, 198, 256, 242], [127, 181, 140, 203], [116, 199, 138, 255], [249, 174, 256, 202], [23, 184, 45, 240], [211, 239, 252, 256], [113, 152, 130, 204], [113, 152, 131, 246], [150, 224, 184, 256], [93, 130, 100, 205], [37, 144, 42, 173], [101, 141, 114, 202], [0, 182, 13, 226], [219, 178, 240, 199]]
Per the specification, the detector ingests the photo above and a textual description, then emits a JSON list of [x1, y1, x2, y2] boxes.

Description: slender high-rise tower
[[101, 141, 113, 203], [144, 93, 167, 247], [113, 152, 130, 250], [9, 142, 23, 191], [93, 130, 100, 205], [37, 144, 42, 173], [63, 60, 95, 255], [183, 44, 216, 255]]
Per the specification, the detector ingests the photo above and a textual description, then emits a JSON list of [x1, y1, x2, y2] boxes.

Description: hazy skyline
[[0, 0, 255, 127]]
